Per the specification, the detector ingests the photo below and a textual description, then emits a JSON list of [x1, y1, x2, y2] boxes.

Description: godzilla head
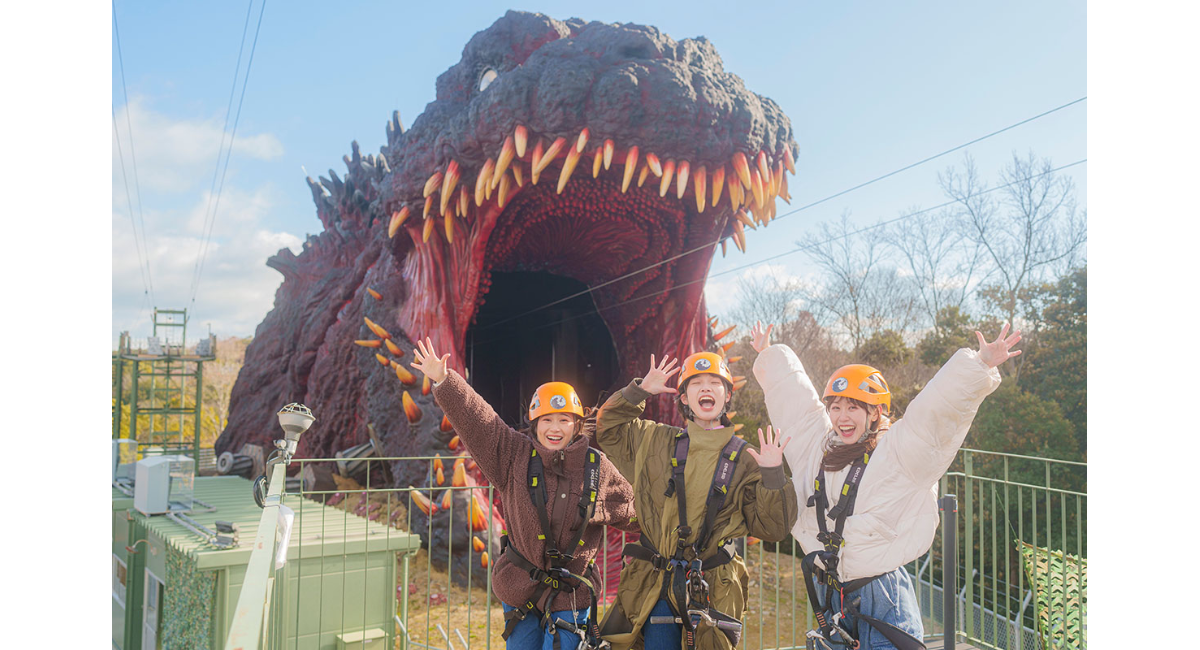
[[364, 11, 795, 420]]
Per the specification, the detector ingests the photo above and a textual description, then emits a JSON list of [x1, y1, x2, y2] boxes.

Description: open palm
[[745, 425, 790, 468], [641, 354, 680, 395], [411, 337, 451, 383], [976, 323, 1022, 369], [750, 321, 774, 353]]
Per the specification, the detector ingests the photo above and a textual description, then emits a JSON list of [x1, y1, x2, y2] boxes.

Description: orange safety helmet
[[677, 351, 735, 390], [823, 364, 891, 414], [528, 381, 585, 422]]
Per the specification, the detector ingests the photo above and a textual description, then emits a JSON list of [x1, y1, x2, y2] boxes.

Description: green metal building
[[112, 476, 420, 650]]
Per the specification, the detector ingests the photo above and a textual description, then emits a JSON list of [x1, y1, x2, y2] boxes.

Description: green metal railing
[[223, 449, 1085, 650]]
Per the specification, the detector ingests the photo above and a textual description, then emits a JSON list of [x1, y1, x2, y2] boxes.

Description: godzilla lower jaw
[[385, 125, 793, 400]]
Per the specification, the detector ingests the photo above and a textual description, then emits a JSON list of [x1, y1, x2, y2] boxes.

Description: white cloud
[[112, 97, 283, 196]]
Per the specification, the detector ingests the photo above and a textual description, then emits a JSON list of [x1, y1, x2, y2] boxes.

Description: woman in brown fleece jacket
[[412, 338, 638, 650]]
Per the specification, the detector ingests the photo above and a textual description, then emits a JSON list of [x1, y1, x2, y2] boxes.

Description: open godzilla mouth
[[371, 12, 796, 421], [222, 9, 794, 469]]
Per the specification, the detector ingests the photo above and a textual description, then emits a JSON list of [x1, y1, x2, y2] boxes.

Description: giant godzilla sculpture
[[216, 11, 796, 587]]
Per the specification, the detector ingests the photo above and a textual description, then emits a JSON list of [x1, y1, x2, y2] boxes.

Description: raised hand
[[745, 425, 791, 468], [640, 354, 681, 395], [750, 321, 774, 353], [411, 337, 451, 384], [975, 323, 1022, 369]]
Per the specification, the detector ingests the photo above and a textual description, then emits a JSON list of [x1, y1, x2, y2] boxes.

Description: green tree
[[1018, 267, 1087, 453], [917, 306, 976, 366], [858, 329, 913, 369]]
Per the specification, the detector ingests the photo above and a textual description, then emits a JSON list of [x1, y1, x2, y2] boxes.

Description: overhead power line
[[112, 1, 154, 304], [190, 0, 268, 308], [473, 96, 1087, 333], [467, 159, 1087, 348]]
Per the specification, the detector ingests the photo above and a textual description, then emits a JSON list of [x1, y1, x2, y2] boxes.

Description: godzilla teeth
[[385, 339, 403, 356], [403, 391, 422, 422], [530, 140, 545, 185], [637, 163, 650, 187], [711, 166, 725, 207], [592, 148, 603, 178], [354, 339, 382, 348], [441, 490, 451, 509], [676, 160, 690, 200], [444, 211, 454, 243], [498, 171, 513, 208], [575, 128, 589, 153], [779, 170, 791, 204], [514, 125, 528, 158], [422, 216, 435, 243], [603, 140, 614, 169], [735, 210, 756, 230], [442, 414, 455, 432], [472, 535, 485, 552], [750, 168, 765, 211], [476, 159, 495, 206], [440, 161, 459, 216], [376, 353, 390, 367], [493, 136, 516, 190], [512, 164, 524, 187], [388, 206, 410, 238], [658, 159, 675, 197], [453, 462, 468, 487], [721, 239, 728, 257], [459, 186, 469, 220], [646, 153, 662, 177], [423, 171, 443, 198], [783, 145, 796, 175], [756, 151, 771, 185], [694, 166, 706, 213], [557, 147, 581, 194], [423, 195, 434, 220], [534, 137, 566, 176], [622, 146, 639, 193], [732, 152, 751, 189], [713, 324, 736, 341], [409, 487, 433, 515]]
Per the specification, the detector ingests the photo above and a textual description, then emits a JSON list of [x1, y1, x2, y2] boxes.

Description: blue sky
[[110, 1, 1086, 343]]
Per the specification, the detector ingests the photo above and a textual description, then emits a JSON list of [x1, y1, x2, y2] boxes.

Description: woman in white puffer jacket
[[749, 322, 1021, 650]]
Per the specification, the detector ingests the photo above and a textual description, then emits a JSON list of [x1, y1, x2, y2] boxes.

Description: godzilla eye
[[478, 68, 498, 93]]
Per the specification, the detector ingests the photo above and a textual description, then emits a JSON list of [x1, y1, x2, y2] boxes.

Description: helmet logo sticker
[[832, 377, 849, 392], [694, 358, 711, 371], [550, 395, 567, 409], [571, 394, 581, 407], [530, 395, 540, 411]]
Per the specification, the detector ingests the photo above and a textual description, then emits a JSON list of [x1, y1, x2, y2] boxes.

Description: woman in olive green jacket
[[597, 353, 799, 650]]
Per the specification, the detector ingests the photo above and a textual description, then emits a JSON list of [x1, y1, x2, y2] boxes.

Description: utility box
[[134, 456, 194, 515], [113, 476, 421, 650]]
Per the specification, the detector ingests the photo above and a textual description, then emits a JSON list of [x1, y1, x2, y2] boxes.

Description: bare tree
[[799, 211, 920, 352], [941, 152, 1086, 329], [887, 205, 986, 334]]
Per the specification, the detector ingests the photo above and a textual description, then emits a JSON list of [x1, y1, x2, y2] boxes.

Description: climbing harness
[[801, 451, 926, 650], [500, 447, 609, 650], [627, 429, 746, 648]]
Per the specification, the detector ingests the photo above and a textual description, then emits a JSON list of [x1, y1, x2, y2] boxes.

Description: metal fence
[[222, 448, 1085, 650]]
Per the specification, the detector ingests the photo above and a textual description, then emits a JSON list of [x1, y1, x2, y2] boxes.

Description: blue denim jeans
[[501, 603, 590, 650], [642, 599, 682, 650], [814, 568, 925, 649]]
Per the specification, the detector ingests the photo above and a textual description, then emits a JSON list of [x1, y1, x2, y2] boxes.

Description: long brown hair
[[821, 397, 890, 472]]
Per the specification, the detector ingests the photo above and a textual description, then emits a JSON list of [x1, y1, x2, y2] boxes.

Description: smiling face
[[680, 373, 732, 426], [535, 412, 578, 451], [826, 396, 881, 445]]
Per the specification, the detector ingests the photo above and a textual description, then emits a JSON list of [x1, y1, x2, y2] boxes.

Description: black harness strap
[[501, 447, 605, 649], [639, 429, 747, 649], [802, 451, 927, 650]]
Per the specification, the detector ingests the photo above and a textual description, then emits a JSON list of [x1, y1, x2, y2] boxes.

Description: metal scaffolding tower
[[112, 308, 216, 472]]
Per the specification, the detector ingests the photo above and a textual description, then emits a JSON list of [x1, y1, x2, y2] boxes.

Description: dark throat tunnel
[[465, 272, 621, 427]]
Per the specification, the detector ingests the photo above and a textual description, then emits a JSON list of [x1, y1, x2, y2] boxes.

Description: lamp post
[[253, 403, 315, 507]]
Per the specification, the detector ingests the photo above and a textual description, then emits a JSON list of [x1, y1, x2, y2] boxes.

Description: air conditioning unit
[[134, 456, 195, 515]]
